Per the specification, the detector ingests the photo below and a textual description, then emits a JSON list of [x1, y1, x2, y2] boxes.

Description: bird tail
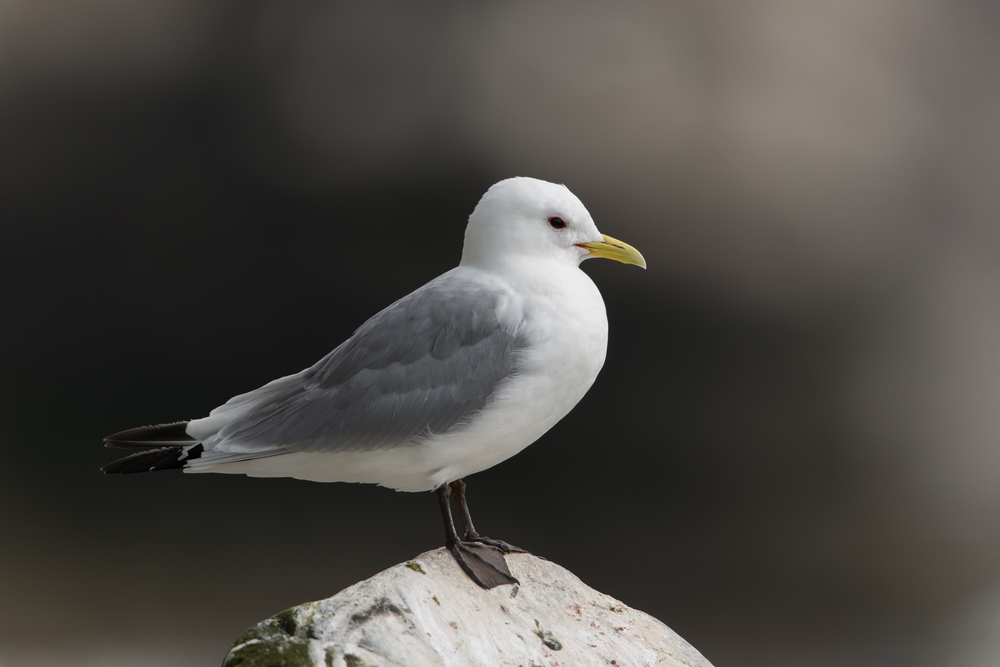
[[101, 422, 205, 474]]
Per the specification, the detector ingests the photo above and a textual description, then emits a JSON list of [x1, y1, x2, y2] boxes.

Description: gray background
[[2, 1, 1000, 665]]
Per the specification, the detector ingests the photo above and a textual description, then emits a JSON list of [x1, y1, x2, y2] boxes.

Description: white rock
[[224, 548, 714, 667]]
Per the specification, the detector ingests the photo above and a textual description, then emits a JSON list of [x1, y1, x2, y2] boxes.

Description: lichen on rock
[[224, 606, 314, 667]]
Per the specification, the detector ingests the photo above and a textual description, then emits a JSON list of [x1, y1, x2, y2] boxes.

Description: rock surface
[[223, 549, 713, 667]]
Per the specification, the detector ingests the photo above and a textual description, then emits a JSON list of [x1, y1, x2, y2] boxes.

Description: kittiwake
[[102, 176, 646, 588]]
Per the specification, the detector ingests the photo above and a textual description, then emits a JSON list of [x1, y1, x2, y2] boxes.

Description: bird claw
[[466, 535, 528, 555]]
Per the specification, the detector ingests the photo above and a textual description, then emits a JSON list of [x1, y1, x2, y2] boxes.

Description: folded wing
[[186, 272, 525, 466]]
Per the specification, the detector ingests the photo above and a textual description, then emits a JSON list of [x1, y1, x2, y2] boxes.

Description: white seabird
[[103, 176, 646, 588]]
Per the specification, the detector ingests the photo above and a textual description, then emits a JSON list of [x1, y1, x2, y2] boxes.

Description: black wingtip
[[104, 421, 195, 448], [102, 444, 204, 475]]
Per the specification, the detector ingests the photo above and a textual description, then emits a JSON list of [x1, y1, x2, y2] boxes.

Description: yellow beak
[[576, 234, 646, 269]]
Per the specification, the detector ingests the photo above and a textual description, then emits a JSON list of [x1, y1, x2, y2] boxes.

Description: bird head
[[461, 177, 646, 271]]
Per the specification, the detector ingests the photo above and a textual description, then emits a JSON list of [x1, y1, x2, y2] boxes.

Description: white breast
[[397, 261, 609, 490]]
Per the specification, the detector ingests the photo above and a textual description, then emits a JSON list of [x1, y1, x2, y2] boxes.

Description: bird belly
[[189, 336, 605, 492]]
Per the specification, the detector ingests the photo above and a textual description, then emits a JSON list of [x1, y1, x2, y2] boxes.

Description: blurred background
[[1, 1, 999, 665]]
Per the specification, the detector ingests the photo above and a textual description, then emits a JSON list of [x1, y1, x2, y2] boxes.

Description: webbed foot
[[446, 540, 519, 589]]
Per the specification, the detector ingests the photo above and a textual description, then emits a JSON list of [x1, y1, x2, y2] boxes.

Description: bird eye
[[548, 216, 567, 230]]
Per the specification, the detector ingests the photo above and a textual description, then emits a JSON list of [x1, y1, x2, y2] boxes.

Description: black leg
[[435, 483, 518, 589], [450, 479, 527, 554], [436, 481, 462, 544]]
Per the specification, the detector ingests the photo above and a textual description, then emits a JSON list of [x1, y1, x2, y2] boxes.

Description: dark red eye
[[548, 216, 567, 230]]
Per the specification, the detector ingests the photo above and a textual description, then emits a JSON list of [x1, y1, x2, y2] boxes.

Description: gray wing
[[214, 273, 525, 454]]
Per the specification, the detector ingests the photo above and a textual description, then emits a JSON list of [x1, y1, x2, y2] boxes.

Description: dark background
[[2, 2, 1000, 665]]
